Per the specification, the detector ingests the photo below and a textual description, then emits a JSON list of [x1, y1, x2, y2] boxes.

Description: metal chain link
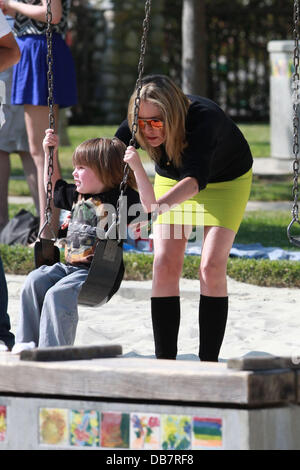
[[39, 0, 55, 237], [288, 0, 300, 246], [292, 0, 300, 221], [116, 0, 152, 237]]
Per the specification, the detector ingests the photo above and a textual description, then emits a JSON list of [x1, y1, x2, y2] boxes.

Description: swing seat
[[34, 238, 60, 268], [78, 239, 124, 307]]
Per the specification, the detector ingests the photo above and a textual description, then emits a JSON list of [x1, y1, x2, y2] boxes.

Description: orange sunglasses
[[138, 118, 164, 130]]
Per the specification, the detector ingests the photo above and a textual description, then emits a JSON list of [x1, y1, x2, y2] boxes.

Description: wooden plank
[[0, 356, 296, 406], [19, 344, 122, 362], [228, 356, 300, 371]]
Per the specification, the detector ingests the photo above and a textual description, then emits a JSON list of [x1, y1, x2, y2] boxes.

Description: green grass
[[238, 123, 270, 158], [9, 122, 270, 196], [235, 210, 293, 250], [250, 175, 293, 201], [1, 245, 300, 288]]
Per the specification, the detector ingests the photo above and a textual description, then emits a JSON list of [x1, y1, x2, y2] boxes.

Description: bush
[[2, 245, 300, 288]]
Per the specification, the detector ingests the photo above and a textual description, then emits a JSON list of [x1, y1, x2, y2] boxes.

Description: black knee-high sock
[[198, 295, 228, 362], [151, 296, 180, 359]]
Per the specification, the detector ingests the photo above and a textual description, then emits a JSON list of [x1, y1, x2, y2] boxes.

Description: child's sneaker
[[11, 341, 36, 354]]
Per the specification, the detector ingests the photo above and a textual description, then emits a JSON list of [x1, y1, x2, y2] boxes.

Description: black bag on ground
[[0, 209, 39, 245]]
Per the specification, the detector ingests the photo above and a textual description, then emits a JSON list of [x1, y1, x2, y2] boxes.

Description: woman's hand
[[43, 128, 59, 157], [124, 146, 143, 173]]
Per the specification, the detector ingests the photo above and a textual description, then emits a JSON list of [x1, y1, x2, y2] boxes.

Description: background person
[[0, 9, 20, 351], [0, 0, 77, 238], [0, 17, 39, 233]]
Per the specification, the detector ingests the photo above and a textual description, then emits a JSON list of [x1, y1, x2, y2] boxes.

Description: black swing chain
[[291, 0, 300, 224], [40, 0, 55, 237], [116, 0, 152, 236]]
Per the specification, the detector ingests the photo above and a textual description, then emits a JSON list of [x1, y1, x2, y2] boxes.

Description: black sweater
[[115, 95, 253, 191]]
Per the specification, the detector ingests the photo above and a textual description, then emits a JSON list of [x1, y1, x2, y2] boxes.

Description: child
[[12, 129, 140, 352]]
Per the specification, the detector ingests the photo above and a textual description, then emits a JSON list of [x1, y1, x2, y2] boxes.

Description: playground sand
[[5, 274, 300, 361]]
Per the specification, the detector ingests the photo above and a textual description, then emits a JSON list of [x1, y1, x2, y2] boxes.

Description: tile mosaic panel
[[192, 417, 223, 448], [130, 413, 160, 450], [100, 412, 130, 448], [0, 406, 7, 442], [70, 410, 100, 447], [10, 404, 225, 450], [161, 414, 192, 450], [39, 408, 69, 446]]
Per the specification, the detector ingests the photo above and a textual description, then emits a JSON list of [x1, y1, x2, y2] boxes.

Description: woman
[[117, 74, 253, 362], [0, 0, 77, 237]]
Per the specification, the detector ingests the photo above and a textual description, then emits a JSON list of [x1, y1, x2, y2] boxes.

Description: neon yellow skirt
[[154, 168, 252, 233]]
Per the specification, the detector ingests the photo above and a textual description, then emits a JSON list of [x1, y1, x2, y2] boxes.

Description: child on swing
[[12, 129, 140, 353]]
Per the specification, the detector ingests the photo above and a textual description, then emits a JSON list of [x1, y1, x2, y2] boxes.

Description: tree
[[181, 0, 207, 96]]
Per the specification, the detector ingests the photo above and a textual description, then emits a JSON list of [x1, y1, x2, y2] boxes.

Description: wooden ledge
[[228, 355, 300, 371], [0, 353, 296, 406]]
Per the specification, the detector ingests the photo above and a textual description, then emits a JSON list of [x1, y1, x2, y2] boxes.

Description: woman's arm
[[156, 176, 199, 209], [0, 0, 62, 24], [124, 146, 199, 216], [124, 146, 157, 213]]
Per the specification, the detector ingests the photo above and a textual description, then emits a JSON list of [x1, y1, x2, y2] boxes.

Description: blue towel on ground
[[124, 241, 300, 260]]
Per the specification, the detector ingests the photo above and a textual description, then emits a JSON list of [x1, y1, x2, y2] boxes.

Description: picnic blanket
[[124, 241, 300, 261]]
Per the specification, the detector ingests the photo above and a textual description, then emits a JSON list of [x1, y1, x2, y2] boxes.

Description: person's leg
[[24, 104, 60, 236], [151, 224, 191, 359], [198, 226, 236, 361], [15, 263, 67, 345], [0, 150, 10, 232], [38, 266, 89, 347], [19, 151, 40, 216], [0, 256, 15, 350]]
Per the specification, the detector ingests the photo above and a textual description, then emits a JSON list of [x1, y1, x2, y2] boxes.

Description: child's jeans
[[16, 262, 89, 347]]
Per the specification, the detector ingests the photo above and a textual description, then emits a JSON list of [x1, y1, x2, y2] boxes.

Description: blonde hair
[[72, 137, 136, 190], [128, 75, 190, 167]]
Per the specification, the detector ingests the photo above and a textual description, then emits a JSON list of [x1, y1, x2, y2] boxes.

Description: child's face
[[72, 165, 106, 194]]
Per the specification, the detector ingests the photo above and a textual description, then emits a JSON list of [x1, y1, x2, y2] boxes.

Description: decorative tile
[[70, 410, 100, 447], [0, 406, 7, 442], [39, 408, 68, 446], [101, 412, 129, 448], [130, 413, 160, 450], [161, 415, 192, 450], [192, 417, 222, 448]]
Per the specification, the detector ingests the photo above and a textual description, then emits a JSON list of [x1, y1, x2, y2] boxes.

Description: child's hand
[[124, 146, 143, 173], [43, 128, 59, 157], [60, 212, 71, 230]]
